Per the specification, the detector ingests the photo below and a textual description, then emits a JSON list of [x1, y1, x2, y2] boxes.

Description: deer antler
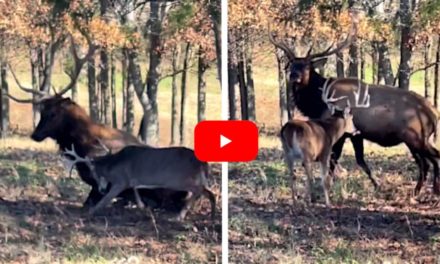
[[63, 144, 93, 178]]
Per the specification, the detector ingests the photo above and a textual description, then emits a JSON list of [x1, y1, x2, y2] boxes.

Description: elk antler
[[63, 144, 93, 178], [308, 11, 359, 60], [268, 24, 296, 60]]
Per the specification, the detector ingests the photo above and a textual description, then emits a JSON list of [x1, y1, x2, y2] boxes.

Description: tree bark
[[88, 56, 99, 122], [30, 49, 39, 127], [122, 49, 134, 134], [378, 41, 394, 85], [138, 2, 166, 145], [100, 49, 111, 125], [228, 31, 237, 120], [244, 35, 256, 121], [276, 48, 288, 125], [371, 42, 378, 84], [336, 51, 345, 78], [435, 36, 440, 108], [171, 46, 180, 145], [398, 0, 412, 90], [179, 43, 191, 145], [348, 38, 359, 78], [197, 46, 207, 123], [207, 0, 221, 85], [360, 45, 366, 81], [425, 39, 432, 100], [110, 53, 117, 128], [0, 60, 9, 137], [237, 42, 248, 120], [121, 51, 127, 128]]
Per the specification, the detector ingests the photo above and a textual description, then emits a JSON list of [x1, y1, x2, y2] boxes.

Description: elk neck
[[293, 70, 330, 119]]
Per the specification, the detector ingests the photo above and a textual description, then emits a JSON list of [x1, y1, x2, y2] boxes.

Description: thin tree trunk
[[372, 42, 378, 84], [336, 52, 344, 78], [245, 36, 256, 121], [30, 49, 39, 127], [360, 45, 366, 81], [111, 54, 117, 128], [179, 43, 191, 145], [425, 39, 432, 100], [87, 56, 99, 122], [126, 68, 135, 134], [228, 32, 237, 120], [276, 48, 288, 125], [348, 39, 359, 78], [0, 60, 9, 137], [237, 45, 248, 120], [378, 41, 394, 85], [398, 0, 412, 90], [121, 52, 127, 128], [197, 47, 207, 123], [435, 36, 440, 108], [208, 0, 221, 85], [171, 46, 180, 145], [100, 49, 111, 125]]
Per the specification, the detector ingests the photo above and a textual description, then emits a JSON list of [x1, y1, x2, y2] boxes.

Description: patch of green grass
[[1, 161, 49, 188]]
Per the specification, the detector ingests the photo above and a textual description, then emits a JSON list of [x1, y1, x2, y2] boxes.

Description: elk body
[[65, 145, 216, 221], [270, 17, 440, 195]]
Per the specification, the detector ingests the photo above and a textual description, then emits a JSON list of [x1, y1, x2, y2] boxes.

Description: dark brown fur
[[31, 95, 187, 209]]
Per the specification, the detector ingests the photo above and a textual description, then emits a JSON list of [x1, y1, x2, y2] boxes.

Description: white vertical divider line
[[221, 0, 229, 262]]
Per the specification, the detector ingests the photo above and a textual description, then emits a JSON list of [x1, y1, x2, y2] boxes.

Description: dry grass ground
[[229, 55, 440, 263], [0, 64, 222, 263]]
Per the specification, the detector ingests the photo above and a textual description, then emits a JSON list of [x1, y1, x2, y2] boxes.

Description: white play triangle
[[220, 135, 231, 148]]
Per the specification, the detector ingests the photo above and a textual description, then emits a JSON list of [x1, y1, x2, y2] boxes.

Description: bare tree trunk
[[30, 49, 39, 127], [171, 46, 180, 145], [88, 56, 99, 122], [398, 0, 412, 90], [276, 48, 288, 125], [348, 39, 359, 78], [245, 35, 256, 121], [110, 54, 117, 128], [125, 69, 135, 134], [378, 41, 394, 85], [0, 60, 9, 137], [197, 47, 207, 123], [371, 42, 378, 84], [100, 49, 111, 125], [179, 43, 191, 145], [138, 2, 166, 145], [237, 44, 248, 120], [207, 0, 221, 85], [435, 36, 440, 108], [121, 52, 127, 128], [360, 45, 366, 81], [425, 39, 432, 100], [228, 31, 237, 120], [336, 51, 345, 78]]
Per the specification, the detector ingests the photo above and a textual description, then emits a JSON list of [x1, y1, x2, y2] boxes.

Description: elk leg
[[409, 148, 427, 195], [351, 135, 379, 189], [202, 188, 216, 221], [330, 133, 348, 177], [423, 144, 440, 194], [83, 188, 104, 208], [88, 184, 125, 215], [303, 161, 315, 203]]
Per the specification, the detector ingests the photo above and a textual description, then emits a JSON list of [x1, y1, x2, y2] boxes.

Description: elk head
[[269, 12, 358, 89]]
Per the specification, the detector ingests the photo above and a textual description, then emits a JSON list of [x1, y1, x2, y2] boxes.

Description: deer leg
[[423, 144, 440, 194], [202, 188, 216, 221], [303, 161, 315, 204], [351, 135, 379, 189], [88, 184, 125, 215], [177, 192, 197, 221], [330, 133, 348, 178], [83, 187, 104, 208], [320, 159, 331, 207]]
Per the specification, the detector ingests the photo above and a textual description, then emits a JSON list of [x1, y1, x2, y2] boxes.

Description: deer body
[[67, 145, 216, 221], [281, 113, 348, 205]]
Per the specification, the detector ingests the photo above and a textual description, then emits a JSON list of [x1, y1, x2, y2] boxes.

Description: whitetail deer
[[64, 144, 216, 221], [281, 108, 352, 206], [270, 12, 440, 195]]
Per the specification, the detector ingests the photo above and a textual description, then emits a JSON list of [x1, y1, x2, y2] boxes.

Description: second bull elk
[[270, 15, 440, 195], [64, 144, 216, 221], [5, 33, 187, 210]]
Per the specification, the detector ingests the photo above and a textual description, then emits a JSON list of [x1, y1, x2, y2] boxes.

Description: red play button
[[194, 120, 259, 162]]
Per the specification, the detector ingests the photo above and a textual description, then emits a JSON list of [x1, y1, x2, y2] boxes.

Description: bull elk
[[270, 14, 440, 195], [5, 33, 187, 210], [64, 144, 216, 221]]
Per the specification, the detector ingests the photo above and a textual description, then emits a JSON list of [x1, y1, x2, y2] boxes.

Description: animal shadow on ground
[[0, 148, 221, 263], [229, 147, 440, 263]]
